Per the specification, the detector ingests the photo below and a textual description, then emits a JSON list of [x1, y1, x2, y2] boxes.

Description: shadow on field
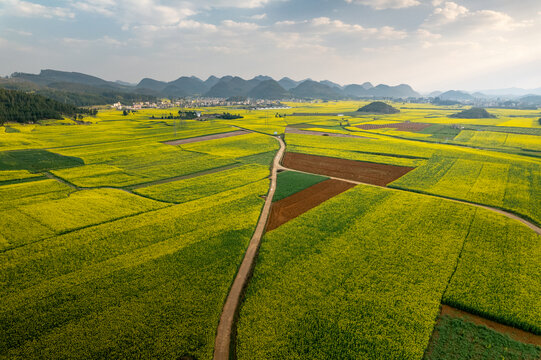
[[0, 149, 84, 172]]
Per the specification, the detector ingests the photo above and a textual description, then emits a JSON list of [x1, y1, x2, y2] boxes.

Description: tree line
[[0, 88, 96, 125]]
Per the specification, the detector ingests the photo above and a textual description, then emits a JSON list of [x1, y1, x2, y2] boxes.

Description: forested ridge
[[0, 88, 95, 124]]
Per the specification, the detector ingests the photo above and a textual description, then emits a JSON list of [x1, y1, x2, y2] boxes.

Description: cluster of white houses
[[112, 98, 288, 111]]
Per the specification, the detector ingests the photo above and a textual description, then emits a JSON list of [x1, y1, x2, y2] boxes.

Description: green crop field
[[273, 170, 328, 201], [1, 102, 539, 359], [424, 316, 541, 360]]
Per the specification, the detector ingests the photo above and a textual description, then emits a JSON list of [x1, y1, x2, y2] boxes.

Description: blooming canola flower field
[[0, 102, 539, 359]]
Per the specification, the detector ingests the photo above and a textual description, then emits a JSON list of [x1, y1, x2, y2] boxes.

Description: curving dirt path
[[213, 136, 285, 360]]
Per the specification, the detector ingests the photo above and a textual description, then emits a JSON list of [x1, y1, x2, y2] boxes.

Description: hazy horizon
[[2, 0, 541, 92]]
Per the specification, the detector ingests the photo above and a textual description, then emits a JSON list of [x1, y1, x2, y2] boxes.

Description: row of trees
[[0, 88, 95, 124]]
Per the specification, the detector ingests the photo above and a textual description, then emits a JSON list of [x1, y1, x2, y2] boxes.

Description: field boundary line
[[278, 165, 541, 235], [128, 163, 242, 190], [213, 136, 285, 360], [342, 126, 541, 162], [438, 209, 477, 308], [44, 172, 80, 190]]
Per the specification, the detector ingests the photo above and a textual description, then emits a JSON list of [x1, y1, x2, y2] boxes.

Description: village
[[112, 97, 290, 111]]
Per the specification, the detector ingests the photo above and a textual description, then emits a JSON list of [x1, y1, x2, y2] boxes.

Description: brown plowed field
[[162, 130, 249, 145], [356, 122, 433, 132], [440, 305, 541, 347], [282, 152, 415, 186], [266, 179, 355, 232]]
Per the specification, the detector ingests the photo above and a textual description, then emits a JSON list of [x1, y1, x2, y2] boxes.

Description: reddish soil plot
[[356, 122, 433, 132], [266, 179, 355, 232], [162, 130, 249, 145], [282, 152, 414, 186], [441, 305, 541, 347], [286, 127, 371, 139]]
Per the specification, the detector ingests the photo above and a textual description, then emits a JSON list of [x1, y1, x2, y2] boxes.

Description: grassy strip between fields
[[424, 316, 541, 360]]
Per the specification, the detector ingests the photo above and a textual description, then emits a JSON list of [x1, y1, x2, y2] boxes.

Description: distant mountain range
[[427, 89, 541, 104], [134, 73, 419, 100], [3, 69, 541, 106], [2, 70, 421, 105]]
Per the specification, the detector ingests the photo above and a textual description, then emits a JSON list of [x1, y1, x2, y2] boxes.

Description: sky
[[1, 0, 541, 92]]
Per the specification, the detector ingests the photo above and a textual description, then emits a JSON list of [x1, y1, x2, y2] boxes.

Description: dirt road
[[213, 136, 285, 360]]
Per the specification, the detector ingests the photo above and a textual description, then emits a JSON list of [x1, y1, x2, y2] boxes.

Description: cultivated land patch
[[162, 130, 248, 145], [282, 152, 415, 186], [438, 305, 541, 347], [272, 170, 328, 202], [424, 316, 541, 360], [285, 127, 367, 139], [266, 179, 355, 232], [356, 122, 433, 132]]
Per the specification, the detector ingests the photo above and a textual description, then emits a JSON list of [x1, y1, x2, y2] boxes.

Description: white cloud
[[430, 1, 468, 24], [250, 13, 267, 20], [416, 29, 441, 40], [345, 0, 421, 10], [208, 0, 271, 8], [68, 0, 195, 27], [177, 20, 217, 31], [2, 0, 74, 19], [310, 17, 407, 39], [275, 20, 299, 26], [222, 20, 260, 30], [62, 35, 125, 47], [425, 2, 531, 31]]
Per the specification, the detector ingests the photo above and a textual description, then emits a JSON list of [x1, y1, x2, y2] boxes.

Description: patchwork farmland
[[1, 102, 540, 359]]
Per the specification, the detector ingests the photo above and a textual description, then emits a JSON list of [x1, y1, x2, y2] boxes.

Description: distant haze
[[1, 0, 541, 92]]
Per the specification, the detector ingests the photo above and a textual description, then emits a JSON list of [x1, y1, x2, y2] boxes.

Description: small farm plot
[[285, 127, 369, 138], [282, 152, 415, 186], [181, 132, 279, 158], [52, 150, 238, 188], [389, 155, 541, 225], [272, 170, 328, 202], [356, 122, 433, 132], [162, 130, 249, 145], [424, 314, 540, 360], [443, 209, 541, 334], [0, 170, 44, 184], [135, 164, 271, 203], [267, 179, 355, 232], [453, 130, 541, 152]]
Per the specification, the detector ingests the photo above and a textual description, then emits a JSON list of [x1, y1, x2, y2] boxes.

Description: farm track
[[213, 136, 285, 360]]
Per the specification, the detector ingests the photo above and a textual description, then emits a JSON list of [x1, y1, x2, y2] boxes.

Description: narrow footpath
[[213, 136, 285, 360]]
